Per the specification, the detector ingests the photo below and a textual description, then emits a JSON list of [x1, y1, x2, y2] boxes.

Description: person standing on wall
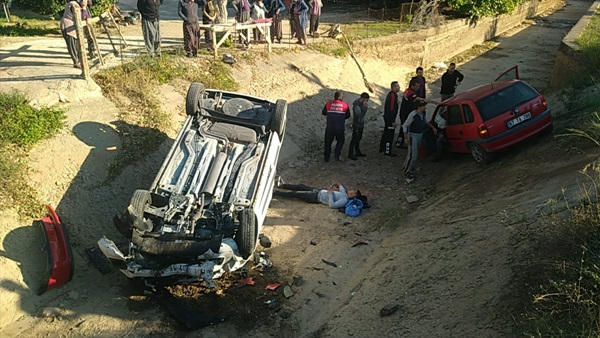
[[232, 0, 251, 46], [308, 0, 322, 37], [137, 0, 163, 56], [290, 0, 309, 45], [266, 0, 285, 43], [440, 62, 464, 101], [60, 0, 82, 68], [202, 0, 217, 49], [178, 0, 199, 57], [322, 91, 351, 162], [379, 81, 401, 156], [348, 92, 370, 161]]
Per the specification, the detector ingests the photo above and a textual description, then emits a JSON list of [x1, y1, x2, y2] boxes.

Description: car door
[[444, 104, 470, 153], [494, 65, 520, 81]]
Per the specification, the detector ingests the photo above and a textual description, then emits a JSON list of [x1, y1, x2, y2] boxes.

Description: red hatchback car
[[431, 66, 553, 164]]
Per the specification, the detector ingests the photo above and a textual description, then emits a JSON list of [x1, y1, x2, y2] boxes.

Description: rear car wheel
[[469, 143, 493, 165], [186, 82, 205, 117], [128, 190, 153, 232], [271, 99, 287, 137], [235, 208, 257, 259]]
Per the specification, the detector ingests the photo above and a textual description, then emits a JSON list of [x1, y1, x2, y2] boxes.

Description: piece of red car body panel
[[39, 205, 74, 294]]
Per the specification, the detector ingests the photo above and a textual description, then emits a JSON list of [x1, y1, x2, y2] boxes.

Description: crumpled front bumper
[[40, 205, 74, 294], [98, 237, 248, 287]]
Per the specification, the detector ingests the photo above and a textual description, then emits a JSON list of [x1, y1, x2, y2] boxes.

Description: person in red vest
[[321, 91, 351, 162]]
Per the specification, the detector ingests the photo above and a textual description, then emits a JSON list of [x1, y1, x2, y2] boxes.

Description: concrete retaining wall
[[353, 0, 564, 69], [548, 0, 600, 88]]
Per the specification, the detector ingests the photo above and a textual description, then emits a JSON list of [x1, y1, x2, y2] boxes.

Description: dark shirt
[[137, 0, 162, 21], [410, 76, 426, 98], [400, 88, 418, 122], [383, 90, 399, 126], [266, 0, 285, 16], [440, 70, 464, 95], [322, 99, 350, 131], [352, 99, 368, 130], [178, 0, 199, 23]]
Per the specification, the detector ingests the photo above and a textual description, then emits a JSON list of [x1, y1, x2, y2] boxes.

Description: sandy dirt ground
[[0, 0, 596, 337]]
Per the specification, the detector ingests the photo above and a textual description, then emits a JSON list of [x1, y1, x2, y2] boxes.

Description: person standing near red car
[[322, 91, 350, 162]]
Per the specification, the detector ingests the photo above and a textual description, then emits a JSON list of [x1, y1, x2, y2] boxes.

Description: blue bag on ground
[[345, 198, 364, 217]]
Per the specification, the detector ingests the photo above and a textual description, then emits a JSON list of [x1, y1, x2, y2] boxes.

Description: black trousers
[[379, 124, 395, 154], [396, 110, 410, 145], [309, 14, 320, 34], [348, 128, 363, 156], [273, 184, 319, 203], [324, 128, 345, 160]]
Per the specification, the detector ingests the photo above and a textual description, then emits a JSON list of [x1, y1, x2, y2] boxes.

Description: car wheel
[[185, 82, 205, 117], [235, 208, 257, 259], [128, 189, 153, 232], [469, 143, 493, 165], [270, 99, 287, 137]]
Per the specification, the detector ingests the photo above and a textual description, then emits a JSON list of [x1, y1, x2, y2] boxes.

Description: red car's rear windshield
[[475, 82, 540, 121]]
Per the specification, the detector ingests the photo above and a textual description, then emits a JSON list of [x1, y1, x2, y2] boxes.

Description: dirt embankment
[[0, 0, 595, 337]]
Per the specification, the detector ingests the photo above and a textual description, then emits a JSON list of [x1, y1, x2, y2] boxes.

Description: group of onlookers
[[322, 65, 465, 182], [136, 0, 324, 57]]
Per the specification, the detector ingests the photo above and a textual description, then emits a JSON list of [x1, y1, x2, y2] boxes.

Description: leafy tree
[[444, 0, 523, 18], [12, 0, 114, 16]]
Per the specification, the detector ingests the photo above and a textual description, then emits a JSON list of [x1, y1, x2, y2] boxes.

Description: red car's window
[[475, 82, 539, 121], [447, 105, 463, 125], [462, 105, 474, 123]]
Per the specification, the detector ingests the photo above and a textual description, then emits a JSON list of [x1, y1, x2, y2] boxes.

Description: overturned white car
[[99, 83, 287, 285]]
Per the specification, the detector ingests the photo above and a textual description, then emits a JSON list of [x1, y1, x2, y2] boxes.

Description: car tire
[[235, 208, 257, 259], [186, 82, 205, 117], [129, 189, 153, 232], [469, 143, 493, 165], [271, 99, 287, 137]]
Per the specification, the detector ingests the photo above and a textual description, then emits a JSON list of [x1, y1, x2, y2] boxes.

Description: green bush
[[12, 0, 114, 17], [12, 0, 64, 16], [0, 91, 66, 148], [444, 0, 523, 18]]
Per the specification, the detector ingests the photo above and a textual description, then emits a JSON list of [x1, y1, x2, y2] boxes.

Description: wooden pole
[[87, 23, 104, 65], [2, 2, 10, 22], [107, 11, 128, 49], [73, 4, 89, 79]]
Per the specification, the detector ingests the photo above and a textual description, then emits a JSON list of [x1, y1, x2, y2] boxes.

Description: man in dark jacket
[[396, 78, 429, 148], [232, 0, 251, 45], [379, 81, 401, 156], [440, 62, 464, 101], [138, 0, 163, 56], [178, 0, 199, 57], [348, 92, 370, 160], [322, 91, 350, 162], [411, 66, 426, 99]]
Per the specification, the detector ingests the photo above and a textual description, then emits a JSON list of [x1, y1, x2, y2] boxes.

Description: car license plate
[[507, 112, 532, 128]]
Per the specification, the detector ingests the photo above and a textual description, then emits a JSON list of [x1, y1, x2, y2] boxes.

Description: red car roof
[[450, 80, 520, 102]]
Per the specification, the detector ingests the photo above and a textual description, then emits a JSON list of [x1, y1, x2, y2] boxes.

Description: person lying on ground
[[273, 181, 362, 209]]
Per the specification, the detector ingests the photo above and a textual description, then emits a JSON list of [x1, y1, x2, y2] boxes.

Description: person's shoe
[[324, 157, 330, 162], [73, 63, 81, 69], [384, 153, 397, 157], [335, 156, 344, 162], [356, 153, 367, 157], [348, 155, 358, 161]]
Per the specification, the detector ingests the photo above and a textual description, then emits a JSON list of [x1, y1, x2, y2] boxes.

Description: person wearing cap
[[273, 181, 363, 209], [402, 101, 437, 180]]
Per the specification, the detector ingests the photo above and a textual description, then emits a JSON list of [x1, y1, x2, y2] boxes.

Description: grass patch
[[308, 41, 348, 58], [0, 17, 60, 36], [341, 20, 409, 40], [93, 54, 238, 181], [522, 83, 600, 336], [0, 91, 66, 217], [576, 9, 600, 80]]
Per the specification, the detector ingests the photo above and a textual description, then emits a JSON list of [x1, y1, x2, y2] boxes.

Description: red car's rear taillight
[[542, 97, 547, 108], [478, 123, 489, 139]]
